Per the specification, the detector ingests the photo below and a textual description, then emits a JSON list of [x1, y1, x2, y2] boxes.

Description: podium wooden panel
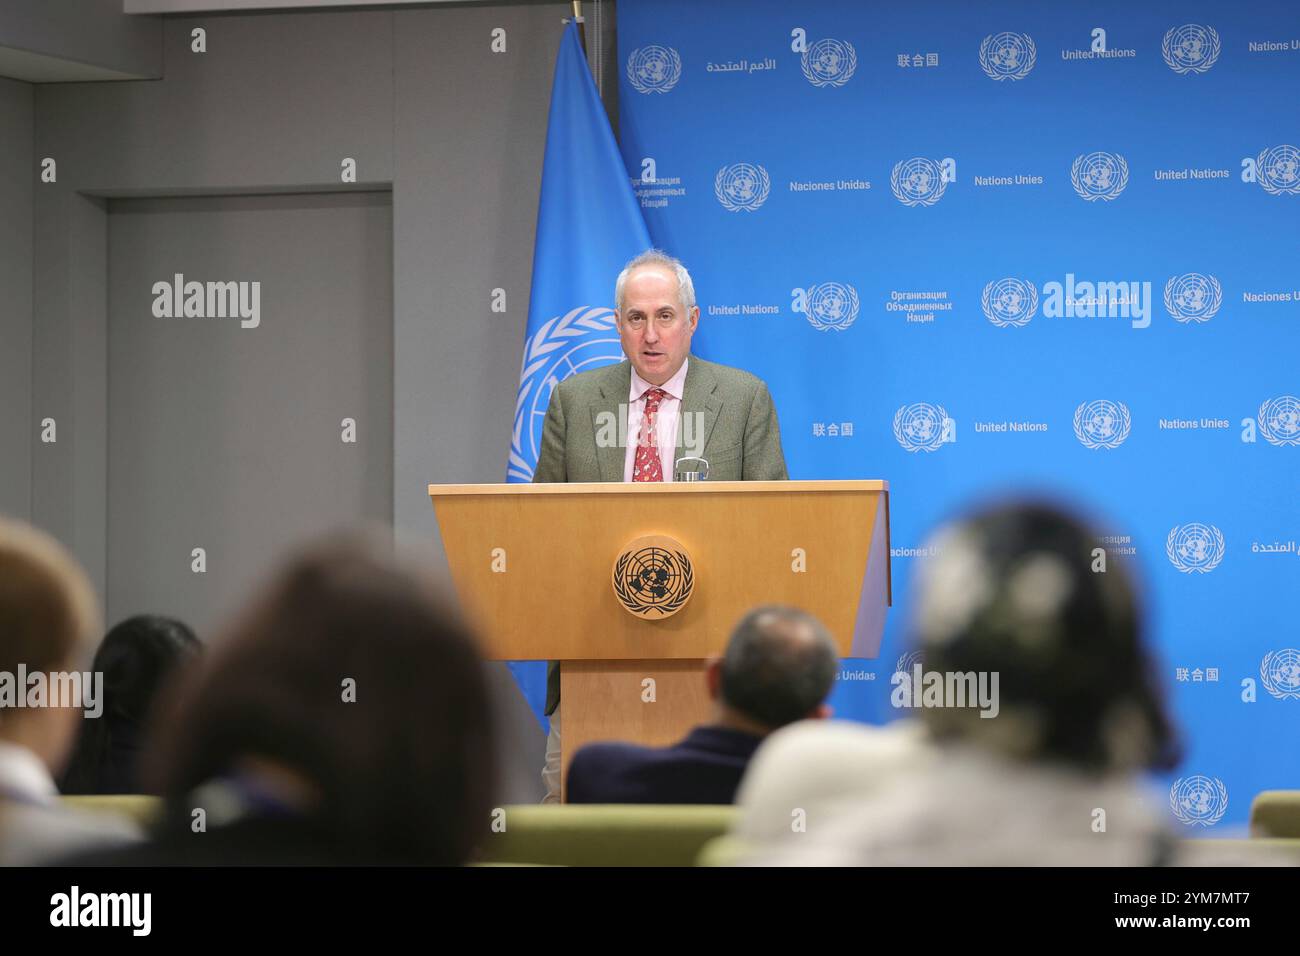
[[560, 660, 711, 791], [428, 479, 890, 799]]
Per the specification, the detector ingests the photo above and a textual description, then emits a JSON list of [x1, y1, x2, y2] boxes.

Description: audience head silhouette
[[714, 605, 839, 732], [145, 530, 495, 865], [61, 615, 200, 795], [908, 499, 1179, 774], [0, 518, 100, 777]]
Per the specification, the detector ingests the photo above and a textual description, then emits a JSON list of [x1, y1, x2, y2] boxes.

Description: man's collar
[[680, 724, 766, 754], [630, 356, 689, 403]]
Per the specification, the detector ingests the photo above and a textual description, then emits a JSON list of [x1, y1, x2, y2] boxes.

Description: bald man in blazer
[[531, 249, 788, 802]]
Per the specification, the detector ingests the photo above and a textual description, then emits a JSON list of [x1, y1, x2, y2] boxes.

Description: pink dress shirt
[[623, 358, 689, 482]]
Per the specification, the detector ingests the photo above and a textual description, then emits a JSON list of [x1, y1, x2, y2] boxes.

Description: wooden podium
[[428, 479, 890, 798]]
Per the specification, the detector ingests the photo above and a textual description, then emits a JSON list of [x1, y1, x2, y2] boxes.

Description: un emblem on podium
[[613, 535, 695, 619]]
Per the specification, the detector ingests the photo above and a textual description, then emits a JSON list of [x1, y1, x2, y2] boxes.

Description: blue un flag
[[507, 20, 652, 483], [505, 21, 650, 726]]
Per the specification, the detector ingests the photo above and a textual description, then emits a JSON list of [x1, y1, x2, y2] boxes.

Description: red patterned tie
[[632, 387, 668, 482]]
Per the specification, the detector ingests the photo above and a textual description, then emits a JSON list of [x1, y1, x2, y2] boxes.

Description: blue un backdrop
[[617, 0, 1299, 830]]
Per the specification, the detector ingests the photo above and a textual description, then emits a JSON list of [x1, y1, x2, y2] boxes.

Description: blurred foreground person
[[71, 531, 495, 865], [60, 615, 200, 795], [737, 500, 1184, 866], [0, 519, 140, 864], [723, 717, 936, 860]]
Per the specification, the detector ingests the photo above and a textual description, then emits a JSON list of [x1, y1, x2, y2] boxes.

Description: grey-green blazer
[[532, 355, 788, 484], [533, 355, 788, 715]]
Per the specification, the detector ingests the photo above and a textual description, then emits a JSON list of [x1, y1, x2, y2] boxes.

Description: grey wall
[[0, 76, 32, 521], [32, 5, 575, 583], [0, 0, 161, 80], [393, 4, 556, 537], [107, 192, 393, 632], [29, 3, 590, 802]]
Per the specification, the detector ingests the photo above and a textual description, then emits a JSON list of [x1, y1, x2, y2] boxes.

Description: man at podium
[[532, 249, 789, 802]]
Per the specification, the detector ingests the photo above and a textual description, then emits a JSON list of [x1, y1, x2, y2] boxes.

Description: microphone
[[674, 457, 710, 482]]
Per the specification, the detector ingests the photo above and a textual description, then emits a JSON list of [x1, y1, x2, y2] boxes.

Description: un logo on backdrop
[[891, 158, 948, 206], [981, 278, 1038, 327], [978, 32, 1036, 81], [801, 37, 857, 87], [508, 307, 622, 481], [893, 403, 952, 452], [1073, 400, 1131, 449], [1163, 273, 1222, 323], [1258, 395, 1300, 446], [626, 45, 682, 93], [894, 650, 925, 680], [714, 163, 771, 211], [1071, 152, 1129, 201], [804, 282, 860, 331], [1161, 24, 1221, 74], [1261, 649, 1300, 701], [1166, 523, 1226, 573], [1256, 145, 1300, 195], [1169, 776, 1228, 827]]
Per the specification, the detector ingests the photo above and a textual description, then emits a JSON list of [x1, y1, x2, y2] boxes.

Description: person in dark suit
[[533, 249, 790, 802], [565, 605, 837, 805]]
